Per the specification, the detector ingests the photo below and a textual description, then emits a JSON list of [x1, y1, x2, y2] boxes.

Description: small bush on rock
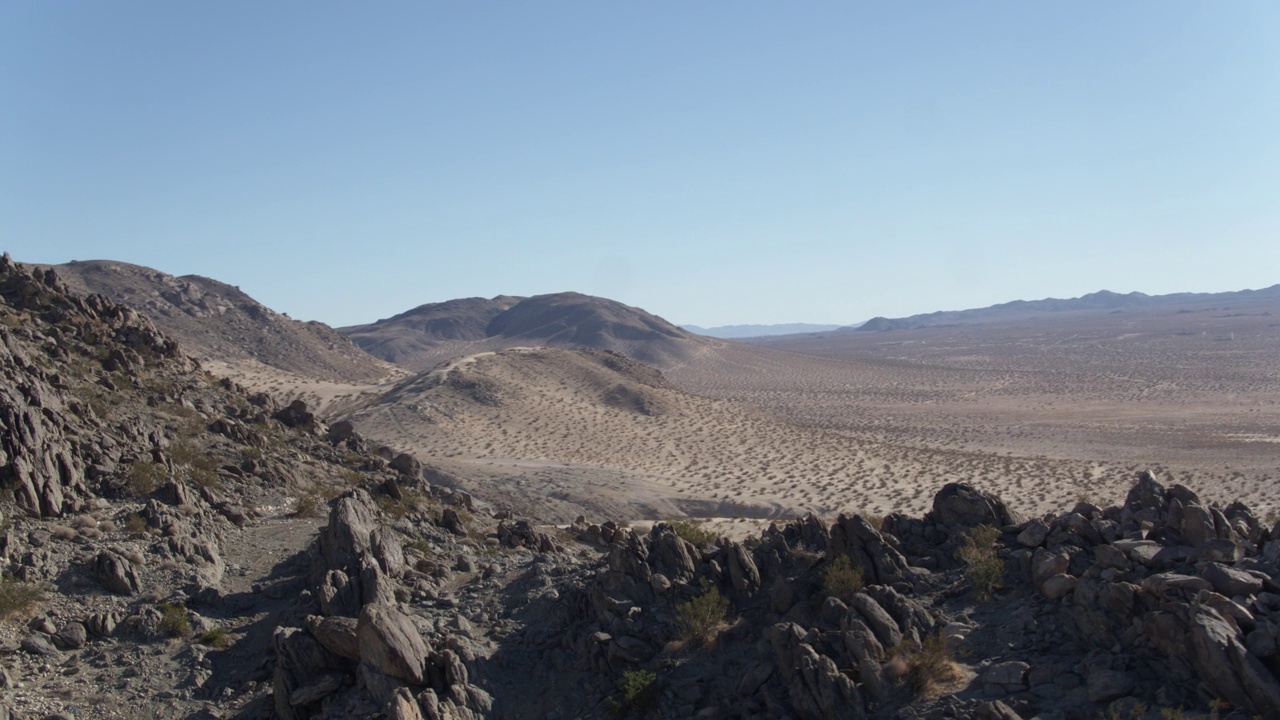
[[822, 554, 865, 603], [957, 524, 1003, 600], [901, 631, 960, 697], [126, 462, 167, 496], [198, 626, 231, 648], [157, 602, 190, 637], [607, 669, 658, 717], [676, 581, 729, 645], [668, 519, 717, 546]]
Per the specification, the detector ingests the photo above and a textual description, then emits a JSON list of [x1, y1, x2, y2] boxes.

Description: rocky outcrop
[[928, 482, 1022, 529]]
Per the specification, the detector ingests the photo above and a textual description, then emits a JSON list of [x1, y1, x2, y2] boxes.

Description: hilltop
[[47, 259, 399, 384], [341, 291, 709, 371]]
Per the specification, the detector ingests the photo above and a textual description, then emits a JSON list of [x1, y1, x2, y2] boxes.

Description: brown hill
[[341, 291, 709, 371], [47, 259, 398, 383]]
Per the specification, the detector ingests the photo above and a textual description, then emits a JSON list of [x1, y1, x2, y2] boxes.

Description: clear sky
[[3, 3, 1278, 328]]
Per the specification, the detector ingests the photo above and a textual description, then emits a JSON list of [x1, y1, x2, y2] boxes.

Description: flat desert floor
[[215, 302, 1280, 526]]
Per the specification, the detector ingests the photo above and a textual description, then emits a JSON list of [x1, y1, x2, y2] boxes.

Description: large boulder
[[928, 483, 1020, 529], [357, 603, 431, 685]]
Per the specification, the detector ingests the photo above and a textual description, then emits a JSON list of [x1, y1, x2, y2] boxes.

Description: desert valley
[[0, 255, 1278, 719]]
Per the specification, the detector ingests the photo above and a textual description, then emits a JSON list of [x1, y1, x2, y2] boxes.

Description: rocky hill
[[856, 285, 1280, 332], [47, 259, 397, 383], [341, 292, 708, 372]]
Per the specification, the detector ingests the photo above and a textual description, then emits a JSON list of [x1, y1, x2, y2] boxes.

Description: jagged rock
[[724, 540, 761, 593], [289, 673, 344, 706], [440, 508, 467, 537], [1031, 548, 1069, 588], [20, 635, 59, 657], [829, 514, 910, 585], [977, 700, 1025, 720], [306, 615, 361, 661], [1202, 562, 1263, 597], [390, 452, 422, 479], [273, 399, 317, 431], [357, 603, 431, 684], [93, 550, 141, 595], [1086, 670, 1135, 703], [1186, 605, 1280, 713], [387, 686, 425, 720], [849, 593, 901, 649], [1041, 573, 1078, 600], [649, 525, 697, 581], [1140, 572, 1213, 598], [85, 611, 118, 637], [52, 622, 87, 650], [1016, 520, 1049, 548], [929, 482, 1021, 529], [981, 661, 1029, 685]]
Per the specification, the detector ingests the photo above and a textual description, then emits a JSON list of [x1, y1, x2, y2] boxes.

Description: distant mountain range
[[856, 286, 1280, 332], [681, 323, 848, 339]]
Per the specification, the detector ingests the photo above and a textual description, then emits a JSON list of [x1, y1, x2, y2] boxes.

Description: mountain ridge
[[45, 259, 399, 383], [856, 284, 1280, 332]]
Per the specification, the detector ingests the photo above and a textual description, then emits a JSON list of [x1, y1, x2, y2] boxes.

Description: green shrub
[[668, 519, 717, 546], [957, 524, 1003, 600], [675, 581, 729, 645], [158, 602, 190, 637], [294, 491, 324, 518], [902, 631, 959, 696], [0, 576, 47, 620], [608, 668, 658, 717], [126, 462, 167, 496], [198, 626, 231, 648], [822, 554, 865, 603], [124, 512, 149, 537]]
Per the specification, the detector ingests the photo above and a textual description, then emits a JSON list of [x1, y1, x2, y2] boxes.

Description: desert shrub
[[0, 576, 48, 619], [901, 631, 960, 696], [608, 668, 658, 717], [957, 524, 1003, 600], [668, 519, 717, 546], [157, 602, 190, 637], [822, 554, 865, 603], [198, 625, 231, 648], [126, 462, 167, 496], [294, 491, 324, 518], [675, 581, 729, 645], [124, 512, 149, 537]]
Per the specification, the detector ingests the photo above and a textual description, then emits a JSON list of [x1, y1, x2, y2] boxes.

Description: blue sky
[[3, 3, 1278, 327]]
